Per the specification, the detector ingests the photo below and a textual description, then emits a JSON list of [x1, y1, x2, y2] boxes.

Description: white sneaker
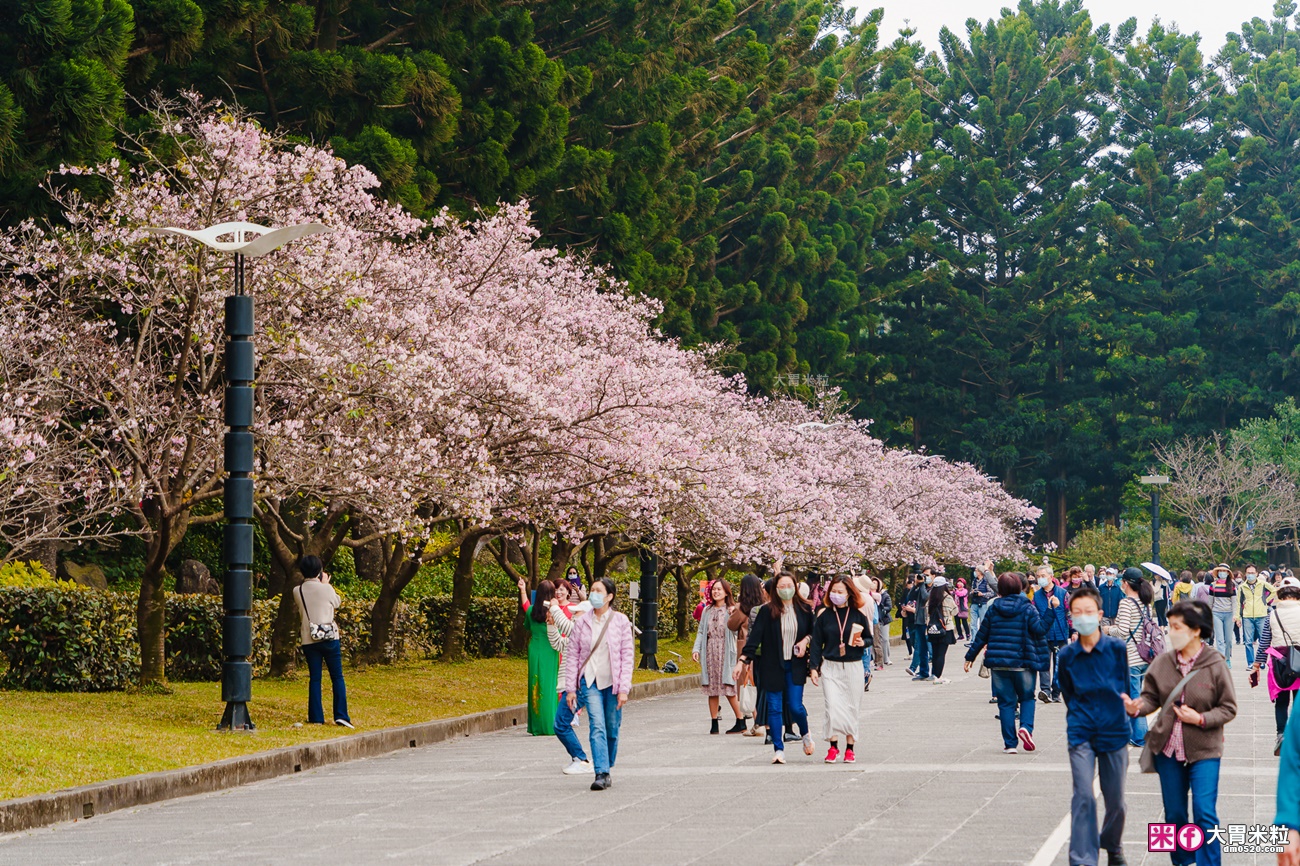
[[802, 733, 815, 756], [1003, 747, 1018, 754], [563, 759, 592, 776], [334, 719, 355, 729]]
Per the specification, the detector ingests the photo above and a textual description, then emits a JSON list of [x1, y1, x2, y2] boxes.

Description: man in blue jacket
[[1097, 567, 1123, 624], [1032, 565, 1070, 702]]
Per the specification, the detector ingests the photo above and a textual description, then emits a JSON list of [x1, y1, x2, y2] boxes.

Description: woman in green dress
[[518, 577, 560, 735]]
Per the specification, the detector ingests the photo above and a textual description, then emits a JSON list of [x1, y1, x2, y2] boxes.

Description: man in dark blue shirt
[[1057, 586, 1130, 866]]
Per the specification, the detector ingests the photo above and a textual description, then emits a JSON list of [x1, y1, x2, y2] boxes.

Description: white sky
[[859, 0, 1282, 57]]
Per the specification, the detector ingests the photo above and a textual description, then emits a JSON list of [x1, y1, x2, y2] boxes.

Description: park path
[[0, 648, 1281, 865]]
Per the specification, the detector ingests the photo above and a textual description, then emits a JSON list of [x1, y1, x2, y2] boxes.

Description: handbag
[[978, 662, 991, 679], [1139, 668, 1199, 773], [297, 583, 340, 642], [1269, 616, 1300, 690]]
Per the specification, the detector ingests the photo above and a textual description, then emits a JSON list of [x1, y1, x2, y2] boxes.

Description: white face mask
[[1037, 577, 1050, 588], [1247, 573, 1258, 582], [1169, 629, 1193, 651]]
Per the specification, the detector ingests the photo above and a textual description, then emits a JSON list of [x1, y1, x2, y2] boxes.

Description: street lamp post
[[143, 222, 331, 730], [1139, 475, 1172, 566], [638, 535, 658, 671]]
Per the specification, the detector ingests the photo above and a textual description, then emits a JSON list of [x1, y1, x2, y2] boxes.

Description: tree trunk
[[256, 499, 352, 676], [137, 507, 187, 685], [675, 567, 688, 640], [441, 532, 488, 661]]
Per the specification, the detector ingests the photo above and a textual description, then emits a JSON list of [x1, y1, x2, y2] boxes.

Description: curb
[[0, 672, 702, 835]]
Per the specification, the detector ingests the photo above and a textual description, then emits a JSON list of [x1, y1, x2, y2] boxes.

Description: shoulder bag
[[297, 583, 339, 642], [1139, 668, 1199, 773], [1269, 614, 1300, 690]]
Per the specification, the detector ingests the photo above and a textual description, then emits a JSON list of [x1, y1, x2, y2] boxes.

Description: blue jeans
[[990, 668, 1036, 749], [1243, 616, 1265, 666], [1128, 663, 1149, 747], [1211, 610, 1233, 668], [580, 678, 621, 775], [554, 688, 587, 762], [1068, 741, 1128, 866], [910, 625, 930, 677], [301, 639, 349, 724], [1040, 641, 1064, 697], [1153, 754, 1221, 866], [970, 602, 988, 640], [766, 660, 809, 752]]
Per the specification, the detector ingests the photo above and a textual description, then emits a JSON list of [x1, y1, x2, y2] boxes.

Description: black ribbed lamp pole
[[143, 222, 331, 730]]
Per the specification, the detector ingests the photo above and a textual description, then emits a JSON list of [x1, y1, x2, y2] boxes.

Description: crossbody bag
[[297, 583, 340, 642], [1139, 668, 1199, 773], [576, 613, 614, 688]]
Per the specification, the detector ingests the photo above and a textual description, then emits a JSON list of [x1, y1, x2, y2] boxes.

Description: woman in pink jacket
[[563, 577, 635, 791]]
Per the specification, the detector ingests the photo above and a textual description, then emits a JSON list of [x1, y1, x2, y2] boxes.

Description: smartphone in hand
[[1249, 669, 1260, 688]]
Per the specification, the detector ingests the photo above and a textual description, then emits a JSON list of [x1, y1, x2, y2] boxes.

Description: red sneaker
[[823, 747, 839, 764], [1017, 727, 1036, 752], [843, 749, 856, 764]]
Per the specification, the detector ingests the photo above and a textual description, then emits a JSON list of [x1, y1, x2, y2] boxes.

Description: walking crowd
[[515, 559, 1300, 866]]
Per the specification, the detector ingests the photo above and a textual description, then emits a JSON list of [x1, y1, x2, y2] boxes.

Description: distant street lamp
[[1139, 475, 1172, 567], [143, 221, 331, 731]]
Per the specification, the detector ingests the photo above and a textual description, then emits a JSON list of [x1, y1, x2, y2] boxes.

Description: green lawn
[[0, 637, 700, 801]]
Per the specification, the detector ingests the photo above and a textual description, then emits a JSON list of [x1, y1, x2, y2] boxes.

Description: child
[[1056, 586, 1130, 866]]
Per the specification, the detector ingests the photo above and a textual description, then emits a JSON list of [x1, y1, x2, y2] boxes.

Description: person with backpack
[[1123, 601, 1237, 866], [1207, 564, 1239, 669], [1104, 567, 1161, 749], [1249, 575, 1300, 755]]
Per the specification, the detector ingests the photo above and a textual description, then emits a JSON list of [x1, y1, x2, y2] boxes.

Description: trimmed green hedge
[[0, 588, 519, 691], [0, 587, 139, 691]]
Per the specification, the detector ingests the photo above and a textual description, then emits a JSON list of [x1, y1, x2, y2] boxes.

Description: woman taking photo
[[729, 574, 764, 733], [809, 576, 870, 763], [736, 572, 815, 763], [1124, 601, 1237, 866], [518, 577, 560, 736], [563, 577, 635, 791], [965, 572, 1050, 753], [693, 578, 745, 734], [293, 555, 351, 728], [927, 576, 958, 684], [1105, 567, 1156, 748]]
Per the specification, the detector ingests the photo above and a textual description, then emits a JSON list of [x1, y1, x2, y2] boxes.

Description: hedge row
[[0, 587, 517, 691]]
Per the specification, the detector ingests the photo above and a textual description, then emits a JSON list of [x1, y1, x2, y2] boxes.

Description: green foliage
[[1064, 523, 1194, 573], [0, 0, 134, 219], [0, 587, 516, 689], [0, 587, 138, 691], [419, 596, 517, 659], [0, 560, 64, 588]]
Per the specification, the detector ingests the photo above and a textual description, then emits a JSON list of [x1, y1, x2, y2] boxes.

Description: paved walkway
[[0, 648, 1282, 865]]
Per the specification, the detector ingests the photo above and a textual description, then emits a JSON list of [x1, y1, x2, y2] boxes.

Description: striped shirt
[[1162, 643, 1204, 762]]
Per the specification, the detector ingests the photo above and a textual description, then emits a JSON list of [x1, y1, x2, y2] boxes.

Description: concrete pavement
[[0, 646, 1283, 865]]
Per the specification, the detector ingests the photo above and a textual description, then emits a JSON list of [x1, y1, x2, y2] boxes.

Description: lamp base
[[218, 701, 255, 732]]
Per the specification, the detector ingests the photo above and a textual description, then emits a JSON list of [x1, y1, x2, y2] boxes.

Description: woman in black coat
[[736, 572, 816, 763]]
